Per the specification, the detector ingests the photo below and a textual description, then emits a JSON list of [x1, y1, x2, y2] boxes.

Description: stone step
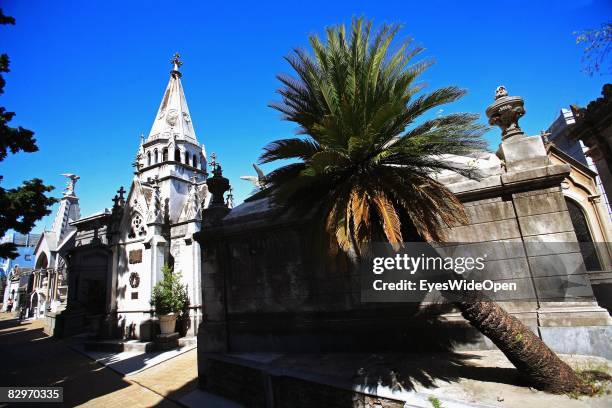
[[178, 336, 197, 348], [84, 339, 155, 353]]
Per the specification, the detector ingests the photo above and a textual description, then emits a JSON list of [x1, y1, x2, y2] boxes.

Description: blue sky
[[1, 0, 610, 233]]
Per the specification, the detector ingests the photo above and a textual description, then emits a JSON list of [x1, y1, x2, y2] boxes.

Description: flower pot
[[158, 313, 177, 334]]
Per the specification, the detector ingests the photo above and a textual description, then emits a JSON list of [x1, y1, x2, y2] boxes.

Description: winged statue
[[60, 173, 80, 196], [240, 163, 267, 190]]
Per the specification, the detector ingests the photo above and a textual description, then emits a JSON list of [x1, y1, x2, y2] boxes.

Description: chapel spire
[[147, 53, 198, 143]]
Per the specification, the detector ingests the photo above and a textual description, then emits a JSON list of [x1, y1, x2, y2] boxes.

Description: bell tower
[[133, 53, 208, 222], [111, 54, 210, 339]]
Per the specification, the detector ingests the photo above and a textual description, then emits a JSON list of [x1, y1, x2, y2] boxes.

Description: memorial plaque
[[128, 249, 142, 264]]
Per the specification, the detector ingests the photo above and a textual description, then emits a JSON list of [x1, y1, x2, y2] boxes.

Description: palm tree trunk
[[450, 293, 592, 394]]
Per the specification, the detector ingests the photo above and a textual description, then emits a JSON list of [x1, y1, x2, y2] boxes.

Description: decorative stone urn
[[159, 313, 177, 334], [207, 157, 230, 208], [485, 85, 526, 140]]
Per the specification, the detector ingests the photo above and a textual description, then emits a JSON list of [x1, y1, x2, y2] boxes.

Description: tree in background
[[261, 18, 594, 394], [0, 9, 56, 259], [574, 22, 611, 76]]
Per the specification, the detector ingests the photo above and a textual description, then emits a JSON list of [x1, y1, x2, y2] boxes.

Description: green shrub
[[150, 265, 189, 315]]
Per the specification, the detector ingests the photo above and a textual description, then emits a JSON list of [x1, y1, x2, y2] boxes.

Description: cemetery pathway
[[0, 312, 198, 407]]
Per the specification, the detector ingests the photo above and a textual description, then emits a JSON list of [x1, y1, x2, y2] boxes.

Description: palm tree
[[259, 18, 591, 394]]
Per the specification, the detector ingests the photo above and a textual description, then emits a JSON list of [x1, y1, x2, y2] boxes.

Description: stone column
[[184, 219, 202, 336]]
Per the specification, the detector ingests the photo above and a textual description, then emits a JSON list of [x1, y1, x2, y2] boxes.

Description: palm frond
[[259, 138, 321, 163], [261, 17, 487, 257]]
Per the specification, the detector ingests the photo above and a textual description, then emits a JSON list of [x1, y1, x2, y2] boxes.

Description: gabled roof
[[546, 142, 598, 178]]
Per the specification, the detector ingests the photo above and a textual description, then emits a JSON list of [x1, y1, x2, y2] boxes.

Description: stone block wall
[[196, 133, 612, 362]]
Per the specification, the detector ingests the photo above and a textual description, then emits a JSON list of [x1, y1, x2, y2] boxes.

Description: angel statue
[[61, 173, 80, 196], [240, 163, 267, 190]]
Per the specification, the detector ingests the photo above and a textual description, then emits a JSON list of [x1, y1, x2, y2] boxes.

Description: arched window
[[147, 151, 151, 167], [154, 149, 159, 164], [175, 148, 181, 162], [201, 155, 205, 170], [193, 155, 198, 168], [185, 151, 190, 165], [162, 148, 168, 162], [566, 198, 602, 271]]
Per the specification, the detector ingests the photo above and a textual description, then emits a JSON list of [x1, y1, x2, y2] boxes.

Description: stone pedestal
[[155, 332, 179, 350], [498, 134, 550, 171]]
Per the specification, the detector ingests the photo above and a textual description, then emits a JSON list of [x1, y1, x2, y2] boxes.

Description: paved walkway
[[0, 312, 197, 407]]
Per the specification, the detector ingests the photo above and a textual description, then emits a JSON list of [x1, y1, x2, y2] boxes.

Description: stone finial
[[226, 186, 235, 208], [495, 85, 508, 99], [206, 155, 230, 209], [171, 53, 182, 78], [112, 194, 120, 210], [486, 86, 526, 140], [209, 152, 218, 171], [147, 178, 164, 224], [133, 152, 143, 172], [117, 186, 126, 206]]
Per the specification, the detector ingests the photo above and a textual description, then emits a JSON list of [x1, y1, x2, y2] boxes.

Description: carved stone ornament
[[485, 86, 526, 140], [166, 109, 178, 126], [495, 85, 508, 99], [129, 213, 146, 238], [129, 272, 140, 288]]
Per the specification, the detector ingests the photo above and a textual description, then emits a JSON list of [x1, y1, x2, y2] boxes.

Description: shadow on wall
[[226, 303, 484, 353]]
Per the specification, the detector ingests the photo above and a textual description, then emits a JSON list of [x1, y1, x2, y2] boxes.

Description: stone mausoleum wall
[[196, 89, 612, 363]]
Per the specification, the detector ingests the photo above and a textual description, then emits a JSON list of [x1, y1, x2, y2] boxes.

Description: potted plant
[[151, 265, 188, 335]]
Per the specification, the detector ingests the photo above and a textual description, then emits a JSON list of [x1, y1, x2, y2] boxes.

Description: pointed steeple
[[147, 53, 198, 143], [51, 174, 81, 243]]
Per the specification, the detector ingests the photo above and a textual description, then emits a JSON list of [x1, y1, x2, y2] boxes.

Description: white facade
[[111, 56, 207, 338]]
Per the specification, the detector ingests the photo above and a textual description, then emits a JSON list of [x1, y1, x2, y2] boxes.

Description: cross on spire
[[209, 152, 217, 170], [171, 53, 183, 77], [112, 186, 126, 210], [117, 186, 126, 200]]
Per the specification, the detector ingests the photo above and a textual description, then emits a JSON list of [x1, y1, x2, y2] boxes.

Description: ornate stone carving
[[495, 85, 508, 99], [179, 177, 203, 222], [129, 272, 140, 288], [486, 86, 526, 140], [129, 213, 146, 239], [206, 153, 230, 208], [146, 180, 163, 224], [166, 109, 178, 126]]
